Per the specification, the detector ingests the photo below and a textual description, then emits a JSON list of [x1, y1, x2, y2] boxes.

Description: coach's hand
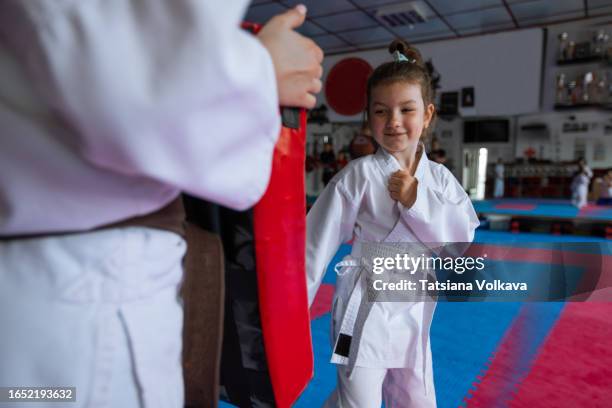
[[258, 4, 324, 108]]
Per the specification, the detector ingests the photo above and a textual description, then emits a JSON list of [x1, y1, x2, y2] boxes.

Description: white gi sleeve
[[0, 0, 280, 210], [401, 170, 479, 243], [306, 180, 358, 306]]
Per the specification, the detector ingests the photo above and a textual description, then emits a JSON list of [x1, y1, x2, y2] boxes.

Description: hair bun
[[388, 39, 424, 68]]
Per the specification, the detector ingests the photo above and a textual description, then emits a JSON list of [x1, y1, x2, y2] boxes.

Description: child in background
[[494, 158, 505, 198], [571, 158, 593, 208], [307, 40, 479, 407]]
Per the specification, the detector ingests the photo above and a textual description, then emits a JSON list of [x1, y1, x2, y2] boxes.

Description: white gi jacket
[[0, 0, 280, 234], [307, 147, 479, 392], [571, 166, 593, 208], [0, 2, 279, 407]]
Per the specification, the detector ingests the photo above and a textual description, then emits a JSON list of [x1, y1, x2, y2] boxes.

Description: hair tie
[[392, 50, 416, 64]]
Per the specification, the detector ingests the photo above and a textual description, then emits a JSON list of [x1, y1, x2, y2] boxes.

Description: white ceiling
[[245, 0, 612, 54]]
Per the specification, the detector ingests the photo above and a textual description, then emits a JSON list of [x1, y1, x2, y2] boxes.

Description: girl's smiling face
[[369, 81, 434, 158]]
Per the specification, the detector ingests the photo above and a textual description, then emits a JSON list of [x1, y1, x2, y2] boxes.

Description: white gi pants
[[572, 185, 588, 208], [0, 227, 186, 408], [494, 178, 504, 198], [324, 364, 436, 408]]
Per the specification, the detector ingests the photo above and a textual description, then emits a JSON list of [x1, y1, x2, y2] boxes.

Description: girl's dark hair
[[365, 39, 436, 138]]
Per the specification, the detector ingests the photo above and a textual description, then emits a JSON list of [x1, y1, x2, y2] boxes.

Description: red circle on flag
[[325, 58, 373, 116]]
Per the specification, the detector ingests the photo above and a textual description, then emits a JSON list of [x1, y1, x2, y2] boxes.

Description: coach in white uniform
[[0, 1, 322, 407]]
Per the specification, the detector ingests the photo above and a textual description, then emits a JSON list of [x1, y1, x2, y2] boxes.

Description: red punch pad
[[253, 109, 312, 407]]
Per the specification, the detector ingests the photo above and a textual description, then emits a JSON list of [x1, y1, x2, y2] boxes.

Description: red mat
[[465, 303, 612, 408], [310, 283, 334, 320], [510, 303, 612, 407], [464, 246, 612, 407], [464, 304, 540, 407]]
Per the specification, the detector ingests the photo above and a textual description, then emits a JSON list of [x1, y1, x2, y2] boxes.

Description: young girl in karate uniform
[[571, 158, 593, 208], [307, 40, 479, 408]]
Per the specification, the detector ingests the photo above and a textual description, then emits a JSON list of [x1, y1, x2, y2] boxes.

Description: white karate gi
[[571, 166, 593, 208], [307, 147, 479, 408], [0, 1, 280, 407], [494, 163, 504, 198]]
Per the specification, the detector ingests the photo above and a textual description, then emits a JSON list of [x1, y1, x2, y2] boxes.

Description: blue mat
[[475, 230, 610, 243], [223, 231, 605, 407], [473, 199, 612, 221]]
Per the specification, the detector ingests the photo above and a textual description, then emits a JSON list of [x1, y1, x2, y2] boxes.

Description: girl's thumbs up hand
[[388, 170, 418, 208]]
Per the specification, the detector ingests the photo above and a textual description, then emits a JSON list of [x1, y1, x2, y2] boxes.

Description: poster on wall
[[462, 87, 475, 107]]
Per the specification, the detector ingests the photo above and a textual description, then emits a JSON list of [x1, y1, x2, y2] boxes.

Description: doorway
[[463, 147, 488, 200]]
